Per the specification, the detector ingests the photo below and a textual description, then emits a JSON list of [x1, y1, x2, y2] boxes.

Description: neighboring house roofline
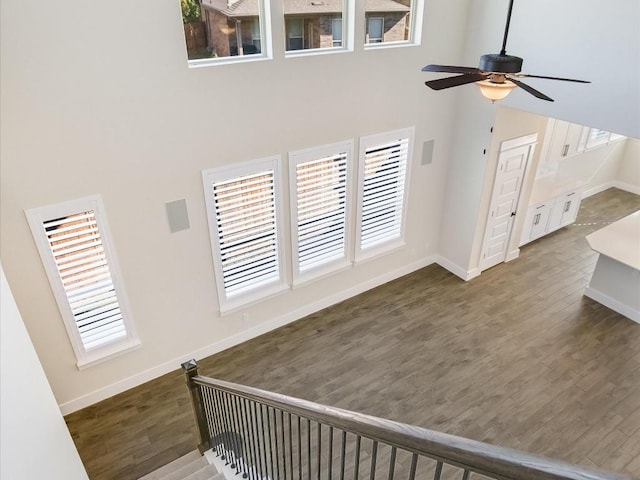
[[200, 0, 409, 18]]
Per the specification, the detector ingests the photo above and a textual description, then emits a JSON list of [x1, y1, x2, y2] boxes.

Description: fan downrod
[[479, 54, 523, 74]]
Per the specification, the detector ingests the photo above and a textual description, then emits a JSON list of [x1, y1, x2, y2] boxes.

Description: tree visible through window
[[182, 0, 269, 62]]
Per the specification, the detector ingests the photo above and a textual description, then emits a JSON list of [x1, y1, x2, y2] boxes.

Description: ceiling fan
[[422, 0, 590, 102]]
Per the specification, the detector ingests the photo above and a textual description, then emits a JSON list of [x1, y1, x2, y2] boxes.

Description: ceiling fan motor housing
[[479, 54, 523, 73]]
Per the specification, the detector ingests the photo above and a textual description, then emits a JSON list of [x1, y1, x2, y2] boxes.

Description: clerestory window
[[364, 0, 423, 48], [182, 0, 272, 66]]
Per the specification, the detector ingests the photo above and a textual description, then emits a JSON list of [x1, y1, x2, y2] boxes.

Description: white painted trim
[[479, 137, 536, 273], [58, 256, 434, 415], [582, 180, 640, 199], [24, 195, 140, 368], [288, 139, 355, 285], [355, 127, 414, 262], [612, 181, 640, 196], [434, 255, 480, 281], [500, 133, 538, 152], [582, 181, 616, 199], [202, 156, 287, 314], [584, 286, 640, 324], [505, 248, 520, 262]]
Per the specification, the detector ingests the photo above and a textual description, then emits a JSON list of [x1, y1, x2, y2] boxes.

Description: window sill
[[77, 338, 141, 370], [292, 260, 353, 289], [363, 41, 419, 51], [219, 282, 290, 316], [285, 47, 352, 59], [188, 54, 272, 69], [354, 239, 406, 264]]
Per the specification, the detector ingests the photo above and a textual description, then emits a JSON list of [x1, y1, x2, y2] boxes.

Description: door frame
[[479, 133, 537, 272]]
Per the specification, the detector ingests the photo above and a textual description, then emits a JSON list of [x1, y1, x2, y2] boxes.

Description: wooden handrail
[[192, 374, 629, 480]]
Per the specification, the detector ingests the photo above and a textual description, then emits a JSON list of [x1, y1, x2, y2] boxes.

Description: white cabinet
[[520, 188, 583, 246], [546, 120, 586, 163], [548, 190, 581, 231], [522, 202, 553, 243]]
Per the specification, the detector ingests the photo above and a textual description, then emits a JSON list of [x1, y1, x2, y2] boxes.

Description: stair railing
[[182, 360, 628, 480]]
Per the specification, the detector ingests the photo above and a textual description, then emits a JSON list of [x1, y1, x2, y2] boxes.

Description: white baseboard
[[582, 181, 640, 199], [59, 256, 434, 415], [612, 181, 640, 196], [582, 181, 615, 199], [505, 249, 520, 262], [434, 255, 480, 281], [584, 286, 640, 324]]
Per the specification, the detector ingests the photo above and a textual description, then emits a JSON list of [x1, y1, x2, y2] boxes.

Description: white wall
[[617, 139, 640, 193], [560, 139, 629, 197], [434, 0, 498, 279], [438, 0, 640, 274], [0, 265, 89, 480], [2, 0, 638, 414], [0, 0, 471, 411], [470, 107, 550, 274], [497, 0, 640, 139]]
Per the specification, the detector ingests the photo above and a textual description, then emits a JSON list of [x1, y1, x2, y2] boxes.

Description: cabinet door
[[548, 200, 565, 232], [560, 192, 581, 226], [529, 203, 552, 240], [546, 120, 570, 162], [565, 124, 586, 157]]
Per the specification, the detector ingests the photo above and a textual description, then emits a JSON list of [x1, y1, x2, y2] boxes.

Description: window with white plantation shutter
[[356, 128, 413, 259], [290, 141, 353, 283], [203, 157, 286, 312], [26, 196, 139, 368]]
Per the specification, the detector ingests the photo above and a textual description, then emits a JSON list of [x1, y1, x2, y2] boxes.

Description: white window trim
[[25, 195, 140, 370], [285, 0, 354, 57], [355, 127, 414, 262], [188, 0, 273, 68], [289, 140, 355, 286], [584, 128, 627, 151], [202, 156, 288, 314], [364, 0, 424, 50]]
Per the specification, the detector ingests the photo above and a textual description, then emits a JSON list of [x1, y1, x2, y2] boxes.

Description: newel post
[[182, 359, 211, 453]]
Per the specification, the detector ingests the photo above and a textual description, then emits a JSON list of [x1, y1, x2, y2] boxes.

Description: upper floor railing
[[182, 359, 629, 480]]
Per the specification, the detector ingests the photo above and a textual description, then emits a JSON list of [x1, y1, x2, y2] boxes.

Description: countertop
[[586, 210, 640, 270], [529, 177, 585, 206]]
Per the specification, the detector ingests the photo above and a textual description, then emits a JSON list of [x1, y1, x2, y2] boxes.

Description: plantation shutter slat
[[212, 170, 280, 297], [360, 137, 409, 251], [44, 210, 127, 351], [295, 152, 348, 273]]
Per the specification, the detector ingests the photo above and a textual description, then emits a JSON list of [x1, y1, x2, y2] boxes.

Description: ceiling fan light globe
[[476, 80, 517, 101]]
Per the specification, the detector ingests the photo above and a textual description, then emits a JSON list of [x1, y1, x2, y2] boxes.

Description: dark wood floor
[[65, 188, 640, 479]]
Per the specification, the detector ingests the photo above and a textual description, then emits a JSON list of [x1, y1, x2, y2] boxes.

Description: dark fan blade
[[509, 78, 554, 102], [516, 74, 590, 83], [425, 73, 489, 91], [422, 64, 481, 74]]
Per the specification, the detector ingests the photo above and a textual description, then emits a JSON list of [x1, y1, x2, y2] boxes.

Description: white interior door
[[480, 138, 535, 271]]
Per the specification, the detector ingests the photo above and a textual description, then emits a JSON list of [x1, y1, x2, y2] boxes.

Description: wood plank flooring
[[65, 188, 640, 479]]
